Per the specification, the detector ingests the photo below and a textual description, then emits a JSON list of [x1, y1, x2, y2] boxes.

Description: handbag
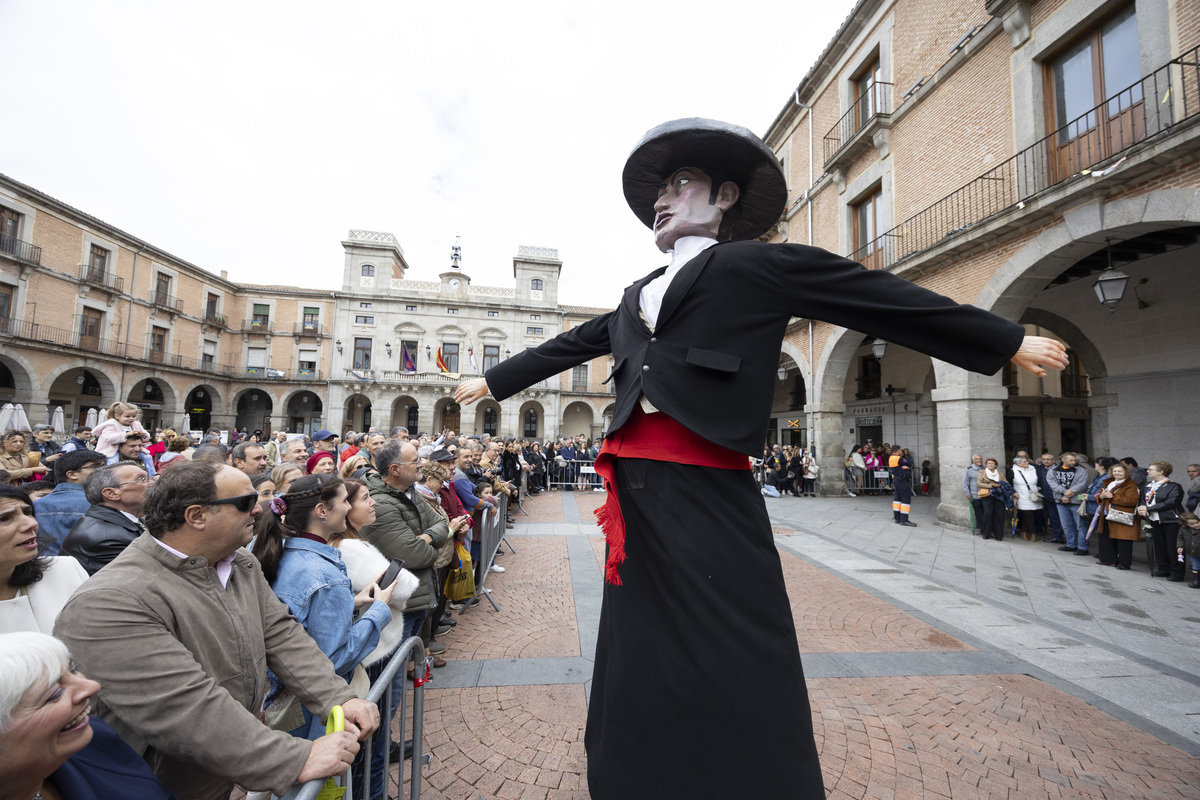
[[444, 541, 476, 601], [1105, 507, 1135, 526]]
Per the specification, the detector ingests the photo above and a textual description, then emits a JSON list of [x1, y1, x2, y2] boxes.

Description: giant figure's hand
[[455, 378, 490, 405], [1011, 336, 1068, 378]]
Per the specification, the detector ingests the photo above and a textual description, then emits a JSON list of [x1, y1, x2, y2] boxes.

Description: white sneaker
[[847, 492, 857, 497], [489, 564, 505, 573]]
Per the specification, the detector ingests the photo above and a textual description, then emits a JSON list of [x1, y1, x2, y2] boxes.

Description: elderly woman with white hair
[[0, 631, 175, 799]]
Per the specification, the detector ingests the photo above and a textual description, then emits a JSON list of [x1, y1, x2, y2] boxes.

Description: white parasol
[[0, 403, 13, 431], [52, 406, 65, 433], [10, 404, 31, 431], [84, 407, 99, 428]]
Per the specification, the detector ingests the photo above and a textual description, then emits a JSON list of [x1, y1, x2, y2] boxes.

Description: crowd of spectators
[[962, 450, 1200, 582], [0, 407, 540, 800]]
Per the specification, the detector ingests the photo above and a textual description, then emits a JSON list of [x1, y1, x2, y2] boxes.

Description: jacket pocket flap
[[686, 348, 740, 373], [601, 357, 626, 384]]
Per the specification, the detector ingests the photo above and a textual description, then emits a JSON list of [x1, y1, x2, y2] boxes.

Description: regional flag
[[436, 346, 449, 373], [469, 346, 478, 374], [401, 342, 417, 372]]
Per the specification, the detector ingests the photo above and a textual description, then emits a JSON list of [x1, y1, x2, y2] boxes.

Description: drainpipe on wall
[[794, 93, 818, 456], [118, 240, 147, 401]]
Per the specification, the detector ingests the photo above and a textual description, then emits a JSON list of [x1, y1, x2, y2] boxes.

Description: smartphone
[[379, 558, 405, 590]]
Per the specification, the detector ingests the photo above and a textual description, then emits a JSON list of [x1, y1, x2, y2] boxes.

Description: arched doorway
[[236, 389, 274, 436], [519, 400, 544, 440], [47, 367, 115, 433], [474, 400, 501, 437], [184, 386, 216, 434], [391, 396, 419, 435], [128, 377, 173, 432], [343, 393, 372, 434], [285, 390, 323, 435], [562, 401, 594, 440], [438, 401, 461, 434]]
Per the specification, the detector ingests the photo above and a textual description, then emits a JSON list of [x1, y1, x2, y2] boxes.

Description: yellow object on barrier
[[316, 706, 346, 800]]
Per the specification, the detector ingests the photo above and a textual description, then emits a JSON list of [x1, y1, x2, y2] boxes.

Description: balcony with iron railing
[[246, 317, 271, 334], [151, 291, 183, 312], [824, 82, 893, 171], [849, 46, 1200, 272], [79, 263, 124, 293], [1061, 374, 1090, 398], [203, 310, 227, 328], [0, 233, 42, 265], [294, 321, 324, 337]]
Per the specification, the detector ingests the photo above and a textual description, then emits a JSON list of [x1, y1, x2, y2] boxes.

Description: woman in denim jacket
[[252, 474, 396, 739]]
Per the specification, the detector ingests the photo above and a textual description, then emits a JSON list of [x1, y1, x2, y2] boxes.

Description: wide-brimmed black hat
[[622, 118, 786, 242]]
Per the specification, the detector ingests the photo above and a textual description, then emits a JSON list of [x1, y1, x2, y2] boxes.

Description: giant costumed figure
[[455, 118, 1067, 798]]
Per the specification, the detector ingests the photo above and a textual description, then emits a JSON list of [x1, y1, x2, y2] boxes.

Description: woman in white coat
[[0, 484, 87, 634], [1012, 456, 1043, 541]]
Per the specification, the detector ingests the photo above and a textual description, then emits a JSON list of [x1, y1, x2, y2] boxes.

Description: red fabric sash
[[593, 404, 750, 585]]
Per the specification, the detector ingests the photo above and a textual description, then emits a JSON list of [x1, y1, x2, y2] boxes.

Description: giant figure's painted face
[[652, 167, 738, 253]]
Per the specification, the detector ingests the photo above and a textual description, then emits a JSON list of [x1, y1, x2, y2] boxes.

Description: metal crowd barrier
[[465, 493, 511, 613], [547, 458, 602, 491], [281, 634, 429, 800]]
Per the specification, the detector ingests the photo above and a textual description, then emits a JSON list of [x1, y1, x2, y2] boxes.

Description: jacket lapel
[[655, 246, 718, 329], [621, 266, 668, 328]]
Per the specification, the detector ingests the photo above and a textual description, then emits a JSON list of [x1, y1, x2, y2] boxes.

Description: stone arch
[[341, 392, 374, 435], [974, 190, 1200, 319], [125, 373, 181, 432], [234, 386, 277, 435], [779, 340, 810, 378], [180, 382, 224, 413], [282, 389, 324, 435], [41, 362, 120, 406], [561, 401, 595, 439], [474, 399, 502, 437], [0, 351, 37, 403], [391, 395, 419, 433], [600, 402, 617, 434]]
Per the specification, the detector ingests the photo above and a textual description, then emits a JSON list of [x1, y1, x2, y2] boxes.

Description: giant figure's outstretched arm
[[456, 310, 615, 405]]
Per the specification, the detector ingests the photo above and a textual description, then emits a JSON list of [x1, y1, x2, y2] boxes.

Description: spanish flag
[[436, 346, 449, 373]]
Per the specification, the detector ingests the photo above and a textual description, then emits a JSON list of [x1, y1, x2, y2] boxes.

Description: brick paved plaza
[[380, 490, 1200, 799]]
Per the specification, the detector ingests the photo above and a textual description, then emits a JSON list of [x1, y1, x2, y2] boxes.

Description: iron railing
[[824, 82, 893, 164], [203, 311, 226, 327], [0, 234, 42, 265], [1061, 374, 1090, 398], [849, 46, 1200, 270], [247, 317, 271, 332], [151, 291, 183, 312], [296, 368, 322, 380], [294, 321, 323, 336], [78, 263, 124, 293], [0, 317, 241, 376]]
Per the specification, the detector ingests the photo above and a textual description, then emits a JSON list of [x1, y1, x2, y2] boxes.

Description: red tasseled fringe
[[594, 478, 625, 585]]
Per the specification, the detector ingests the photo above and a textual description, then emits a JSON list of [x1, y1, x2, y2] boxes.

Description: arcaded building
[[762, 0, 1199, 522]]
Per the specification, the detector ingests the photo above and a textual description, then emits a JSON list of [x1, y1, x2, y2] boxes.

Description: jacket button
[[642, 365, 650, 372], [649, 337, 657, 343]]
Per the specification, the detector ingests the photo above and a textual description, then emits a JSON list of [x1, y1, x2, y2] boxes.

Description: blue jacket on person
[[48, 717, 176, 799], [33, 482, 91, 556], [266, 537, 390, 740], [59, 436, 92, 454]]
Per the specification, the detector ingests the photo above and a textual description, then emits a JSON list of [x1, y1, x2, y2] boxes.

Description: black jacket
[[1144, 480, 1184, 523], [61, 504, 143, 576], [487, 241, 1024, 455]]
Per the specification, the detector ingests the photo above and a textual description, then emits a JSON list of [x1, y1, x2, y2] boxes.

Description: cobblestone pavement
[[369, 490, 1200, 799]]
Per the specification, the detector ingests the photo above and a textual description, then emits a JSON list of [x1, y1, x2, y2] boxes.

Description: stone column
[[810, 405, 845, 496], [931, 379, 1008, 527], [1087, 378, 1116, 457]]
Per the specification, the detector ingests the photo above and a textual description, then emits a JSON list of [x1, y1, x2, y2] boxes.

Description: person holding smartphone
[[252, 474, 396, 740]]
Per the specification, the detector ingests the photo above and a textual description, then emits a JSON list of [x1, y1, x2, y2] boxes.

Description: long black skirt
[[585, 458, 824, 799]]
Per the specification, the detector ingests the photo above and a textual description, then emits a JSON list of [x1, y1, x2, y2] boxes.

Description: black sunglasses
[[196, 493, 259, 513]]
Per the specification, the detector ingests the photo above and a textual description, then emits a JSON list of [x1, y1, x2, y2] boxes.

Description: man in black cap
[[456, 118, 1067, 799]]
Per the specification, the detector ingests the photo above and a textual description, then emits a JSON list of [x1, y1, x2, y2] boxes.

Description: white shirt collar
[[638, 236, 718, 328]]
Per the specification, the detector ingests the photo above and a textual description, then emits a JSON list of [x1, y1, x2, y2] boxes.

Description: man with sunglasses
[[60, 463, 149, 575], [55, 462, 380, 800]]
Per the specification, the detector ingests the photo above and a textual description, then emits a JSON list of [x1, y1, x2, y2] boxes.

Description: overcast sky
[[2, 0, 859, 308]]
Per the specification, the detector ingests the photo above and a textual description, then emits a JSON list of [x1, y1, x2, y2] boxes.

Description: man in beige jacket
[[55, 462, 379, 800]]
